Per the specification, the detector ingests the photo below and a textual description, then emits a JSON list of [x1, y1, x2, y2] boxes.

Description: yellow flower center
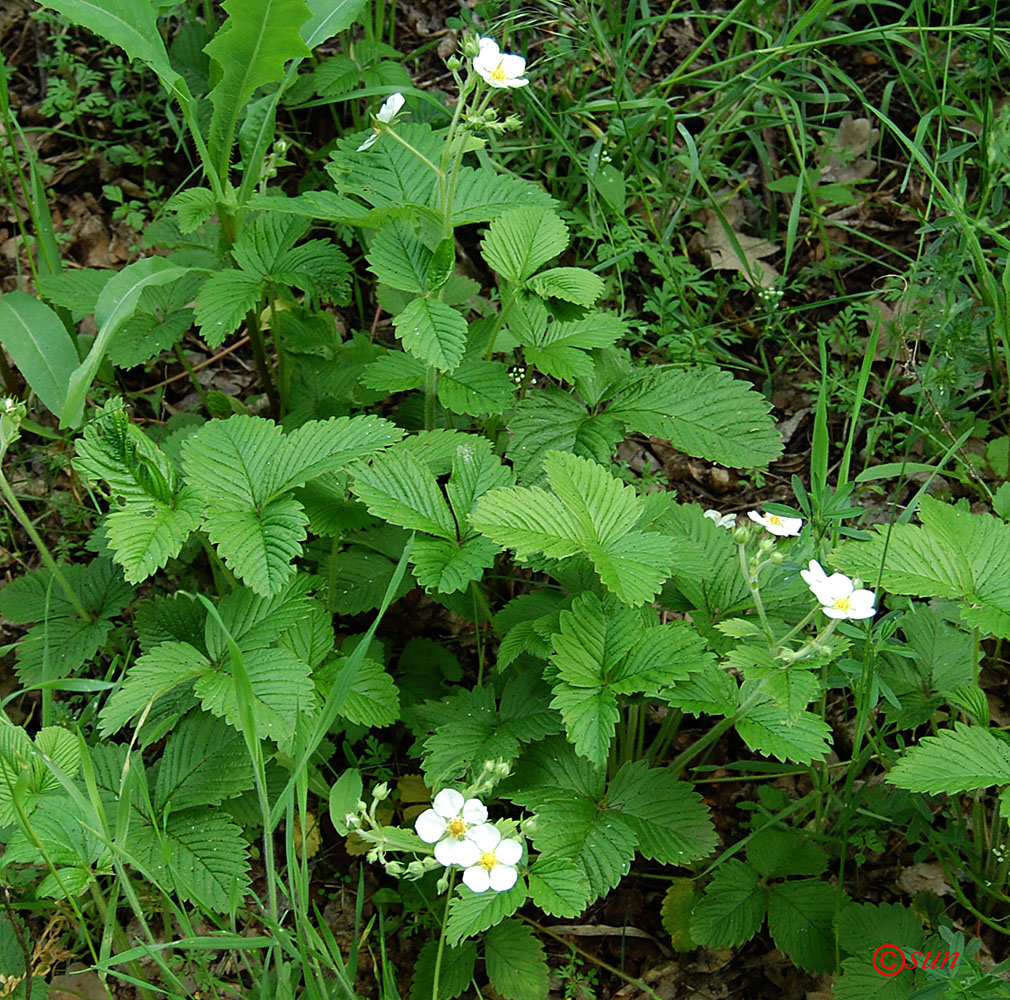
[[447, 817, 467, 837], [768, 514, 783, 526], [480, 851, 498, 871], [491, 63, 507, 82], [833, 596, 852, 611]]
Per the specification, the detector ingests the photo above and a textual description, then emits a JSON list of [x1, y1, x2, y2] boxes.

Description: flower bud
[[446, 54, 462, 72], [384, 861, 405, 877], [769, 550, 785, 564], [758, 537, 775, 555], [373, 782, 390, 802]]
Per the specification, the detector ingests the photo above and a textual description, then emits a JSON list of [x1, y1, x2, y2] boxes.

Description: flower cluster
[[415, 789, 522, 892], [801, 560, 877, 620]]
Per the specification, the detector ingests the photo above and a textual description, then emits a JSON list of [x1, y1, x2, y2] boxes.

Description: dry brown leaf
[[693, 198, 780, 287], [898, 860, 953, 897], [819, 115, 878, 184]]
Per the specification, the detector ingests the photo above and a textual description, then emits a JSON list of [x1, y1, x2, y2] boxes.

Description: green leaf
[[169, 187, 216, 233], [887, 722, 1010, 794], [195, 646, 316, 746], [328, 768, 362, 836], [38, 268, 112, 317], [549, 685, 619, 768], [203, 0, 312, 172], [445, 881, 527, 947], [367, 219, 432, 293], [194, 270, 264, 347], [526, 857, 592, 918], [131, 807, 250, 912], [834, 496, 1010, 639], [409, 939, 477, 1000], [484, 920, 549, 1000], [766, 879, 838, 973], [360, 350, 426, 392], [607, 367, 783, 469], [420, 677, 560, 787], [99, 641, 212, 737], [505, 388, 624, 484], [0, 292, 80, 419], [471, 451, 676, 606], [746, 826, 828, 878], [481, 206, 569, 284], [76, 398, 202, 582], [301, 0, 368, 48], [324, 657, 400, 728], [438, 359, 514, 417], [735, 692, 832, 764], [690, 860, 765, 948], [209, 574, 319, 657], [352, 450, 456, 539], [392, 295, 468, 373], [831, 957, 910, 1000], [528, 267, 604, 306], [660, 879, 699, 952], [63, 258, 191, 427], [411, 535, 500, 594], [154, 711, 254, 812], [449, 168, 554, 225], [607, 760, 718, 864], [41, 0, 185, 100], [327, 546, 413, 615]]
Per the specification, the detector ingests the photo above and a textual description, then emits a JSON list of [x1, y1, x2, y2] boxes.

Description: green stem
[[173, 343, 209, 407], [431, 870, 456, 1000], [246, 307, 281, 419], [424, 366, 439, 431], [327, 534, 342, 615], [737, 542, 775, 644]]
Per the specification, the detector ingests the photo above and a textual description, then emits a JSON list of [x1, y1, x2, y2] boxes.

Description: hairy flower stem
[[245, 307, 281, 419], [424, 367, 439, 431], [431, 869, 457, 1000], [737, 543, 774, 644]]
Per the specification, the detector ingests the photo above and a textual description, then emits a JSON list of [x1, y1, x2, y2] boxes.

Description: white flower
[[473, 37, 528, 89], [414, 789, 487, 867], [801, 559, 876, 620], [357, 92, 406, 150], [747, 510, 803, 536], [704, 509, 737, 529], [461, 824, 523, 893]]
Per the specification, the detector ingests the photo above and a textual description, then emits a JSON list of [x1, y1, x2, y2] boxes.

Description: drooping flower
[[414, 789, 486, 867], [801, 559, 876, 620], [747, 510, 803, 537], [461, 824, 523, 892], [704, 509, 737, 529], [473, 37, 529, 89], [357, 92, 406, 150]]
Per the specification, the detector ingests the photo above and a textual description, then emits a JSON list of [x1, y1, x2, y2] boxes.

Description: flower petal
[[460, 798, 488, 825], [462, 865, 492, 893], [432, 788, 464, 819], [498, 53, 526, 77], [488, 864, 518, 892], [377, 92, 404, 122], [494, 837, 523, 866], [356, 132, 378, 151], [469, 823, 501, 852], [415, 808, 447, 843], [433, 837, 456, 867], [436, 837, 481, 867]]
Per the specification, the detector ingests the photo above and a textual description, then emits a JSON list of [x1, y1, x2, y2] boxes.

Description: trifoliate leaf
[[471, 451, 676, 606], [484, 920, 549, 1000], [392, 295, 468, 373], [746, 826, 829, 879], [320, 656, 400, 728], [360, 350, 426, 392], [328, 546, 413, 615], [445, 881, 527, 947], [887, 722, 1010, 794], [766, 879, 838, 973], [481, 207, 568, 285], [411, 535, 500, 594], [170, 187, 216, 232], [690, 859, 765, 948], [607, 366, 783, 468], [450, 167, 554, 225]]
